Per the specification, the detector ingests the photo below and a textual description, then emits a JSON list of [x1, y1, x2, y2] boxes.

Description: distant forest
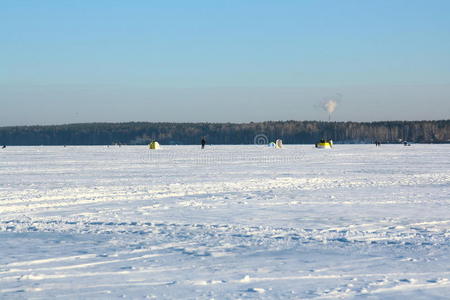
[[0, 120, 449, 145]]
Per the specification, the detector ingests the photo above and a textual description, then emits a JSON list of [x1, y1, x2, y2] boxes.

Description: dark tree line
[[0, 120, 449, 145]]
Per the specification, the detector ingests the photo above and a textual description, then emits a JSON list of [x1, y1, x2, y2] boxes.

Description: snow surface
[[0, 145, 449, 299]]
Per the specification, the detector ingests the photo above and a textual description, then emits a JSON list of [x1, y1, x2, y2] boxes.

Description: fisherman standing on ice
[[201, 137, 206, 149]]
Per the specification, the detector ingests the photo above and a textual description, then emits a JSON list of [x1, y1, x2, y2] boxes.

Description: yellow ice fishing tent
[[315, 139, 333, 149], [149, 141, 160, 149]]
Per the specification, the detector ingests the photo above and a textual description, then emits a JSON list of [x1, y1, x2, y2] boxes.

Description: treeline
[[0, 120, 449, 145]]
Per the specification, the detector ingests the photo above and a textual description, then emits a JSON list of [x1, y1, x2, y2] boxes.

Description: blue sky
[[1, 1, 449, 125]]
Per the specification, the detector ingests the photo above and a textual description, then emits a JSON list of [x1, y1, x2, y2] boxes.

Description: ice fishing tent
[[276, 139, 283, 148], [268, 140, 283, 148], [149, 141, 160, 149], [315, 139, 333, 149]]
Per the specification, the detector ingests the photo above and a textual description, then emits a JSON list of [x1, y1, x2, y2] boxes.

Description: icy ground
[[0, 145, 449, 299]]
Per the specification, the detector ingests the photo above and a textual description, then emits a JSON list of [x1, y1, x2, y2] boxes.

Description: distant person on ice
[[201, 138, 206, 149]]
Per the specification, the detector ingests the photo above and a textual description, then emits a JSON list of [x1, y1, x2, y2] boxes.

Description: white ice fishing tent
[[276, 139, 283, 148]]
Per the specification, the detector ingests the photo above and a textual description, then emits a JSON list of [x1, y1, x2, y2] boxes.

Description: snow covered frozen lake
[[1, 144, 449, 299]]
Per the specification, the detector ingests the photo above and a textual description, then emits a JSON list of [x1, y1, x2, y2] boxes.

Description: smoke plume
[[320, 94, 342, 121], [323, 100, 337, 114]]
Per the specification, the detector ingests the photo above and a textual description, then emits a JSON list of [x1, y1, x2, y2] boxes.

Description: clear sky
[[1, 0, 449, 126]]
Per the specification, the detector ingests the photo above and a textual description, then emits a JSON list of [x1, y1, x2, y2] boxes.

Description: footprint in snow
[[427, 278, 448, 283], [247, 288, 265, 294]]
